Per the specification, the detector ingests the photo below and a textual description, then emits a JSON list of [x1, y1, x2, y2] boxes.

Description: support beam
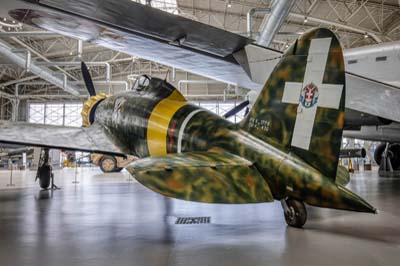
[[35, 61, 112, 82], [363, 6, 382, 32], [0, 29, 78, 82], [0, 31, 58, 37], [246, 8, 271, 39], [0, 39, 81, 96], [289, 12, 383, 43]]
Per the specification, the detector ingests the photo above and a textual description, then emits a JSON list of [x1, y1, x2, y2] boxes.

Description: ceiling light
[[364, 33, 369, 39], [304, 17, 308, 23], [227, 0, 232, 8]]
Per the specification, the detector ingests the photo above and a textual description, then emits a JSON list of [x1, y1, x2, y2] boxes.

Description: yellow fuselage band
[[147, 91, 186, 156]]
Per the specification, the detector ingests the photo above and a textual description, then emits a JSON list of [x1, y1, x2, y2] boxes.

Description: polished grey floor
[[0, 168, 399, 266]]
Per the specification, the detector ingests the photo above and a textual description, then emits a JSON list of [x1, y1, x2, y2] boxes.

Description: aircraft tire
[[100, 155, 118, 173], [374, 143, 386, 166], [284, 199, 307, 228], [38, 165, 51, 189], [389, 144, 400, 170], [374, 143, 400, 170]]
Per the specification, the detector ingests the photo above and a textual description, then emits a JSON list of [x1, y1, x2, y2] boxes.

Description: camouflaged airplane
[[0, 28, 376, 228]]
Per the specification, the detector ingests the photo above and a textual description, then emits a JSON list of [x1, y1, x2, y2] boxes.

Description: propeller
[[223, 100, 250, 119], [81, 62, 96, 96]]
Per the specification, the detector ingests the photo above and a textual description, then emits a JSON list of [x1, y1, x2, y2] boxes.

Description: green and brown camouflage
[[84, 28, 376, 222], [130, 150, 273, 203], [240, 28, 346, 180], [336, 165, 350, 186]]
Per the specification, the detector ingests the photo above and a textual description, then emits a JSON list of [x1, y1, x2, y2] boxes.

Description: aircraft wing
[[0, 121, 125, 156], [4, 0, 280, 91], [3, 0, 400, 122], [126, 151, 274, 203], [343, 123, 400, 143], [345, 72, 400, 123]]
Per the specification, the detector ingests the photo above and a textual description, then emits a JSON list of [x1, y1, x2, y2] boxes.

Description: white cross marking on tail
[[281, 38, 343, 150]]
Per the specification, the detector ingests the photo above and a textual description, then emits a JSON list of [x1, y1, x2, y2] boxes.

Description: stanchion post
[[72, 161, 79, 184], [7, 163, 15, 187]]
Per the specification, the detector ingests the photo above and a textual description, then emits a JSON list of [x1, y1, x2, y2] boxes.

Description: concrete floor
[[0, 167, 399, 266]]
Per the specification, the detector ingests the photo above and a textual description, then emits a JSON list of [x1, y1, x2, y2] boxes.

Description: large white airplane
[[345, 42, 400, 87], [0, 0, 399, 168], [342, 42, 400, 169]]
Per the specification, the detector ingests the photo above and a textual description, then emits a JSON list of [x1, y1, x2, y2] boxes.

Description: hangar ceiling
[[0, 0, 398, 104]]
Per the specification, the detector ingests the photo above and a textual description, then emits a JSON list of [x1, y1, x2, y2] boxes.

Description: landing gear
[[375, 143, 400, 177], [35, 149, 60, 190], [100, 155, 121, 173], [37, 164, 51, 189], [281, 198, 307, 228]]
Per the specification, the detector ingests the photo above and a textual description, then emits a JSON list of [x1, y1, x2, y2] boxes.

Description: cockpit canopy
[[133, 75, 151, 91], [132, 75, 181, 99]]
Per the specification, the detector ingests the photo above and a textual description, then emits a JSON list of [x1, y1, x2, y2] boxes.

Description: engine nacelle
[[339, 148, 366, 159]]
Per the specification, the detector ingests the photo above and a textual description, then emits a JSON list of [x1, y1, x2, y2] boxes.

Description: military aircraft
[[0, 28, 376, 227], [0, 0, 399, 172]]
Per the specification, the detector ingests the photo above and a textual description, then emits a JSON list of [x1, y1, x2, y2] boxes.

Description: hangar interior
[[0, 0, 399, 266]]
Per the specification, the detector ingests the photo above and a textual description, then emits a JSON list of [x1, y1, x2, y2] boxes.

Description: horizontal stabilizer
[[0, 121, 124, 155], [126, 151, 274, 204], [233, 44, 282, 84], [336, 165, 350, 186]]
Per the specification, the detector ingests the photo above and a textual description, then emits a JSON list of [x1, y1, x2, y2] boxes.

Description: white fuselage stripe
[[177, 109, 204, 153]]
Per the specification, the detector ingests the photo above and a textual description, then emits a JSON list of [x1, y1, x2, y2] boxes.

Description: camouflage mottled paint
[[136, 106, 372, 212], [87, 28, 375, 213], [240, 28, 346, 180], [94, 77, 185, 157], [336, 165, 350, 186], [129, 150, 273, 203]]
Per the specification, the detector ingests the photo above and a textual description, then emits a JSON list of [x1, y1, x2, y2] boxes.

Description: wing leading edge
[[126, 151, 274, 203], [0, 121, 124, 156]]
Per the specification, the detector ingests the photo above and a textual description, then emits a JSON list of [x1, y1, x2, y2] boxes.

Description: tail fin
[[241, 28, 345, 179]]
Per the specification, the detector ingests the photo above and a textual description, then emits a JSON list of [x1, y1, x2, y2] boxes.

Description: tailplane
[[241, 28, 345, 179]]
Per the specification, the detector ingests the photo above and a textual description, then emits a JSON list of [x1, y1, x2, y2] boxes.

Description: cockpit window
[[131, 75, 176, 99], [133, 75, 151, 91]]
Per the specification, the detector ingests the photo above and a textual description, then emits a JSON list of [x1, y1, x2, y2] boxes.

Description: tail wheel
[[100, 155, 118, 173], [284, 199, 307, 228]]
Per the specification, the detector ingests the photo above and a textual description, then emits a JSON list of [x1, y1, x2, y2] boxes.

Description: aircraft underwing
[[0, 121, 124, 156], [1, 0, 400, 123]]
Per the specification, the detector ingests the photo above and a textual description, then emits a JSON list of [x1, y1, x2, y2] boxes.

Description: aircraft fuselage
[[88, 77, 375, 214]]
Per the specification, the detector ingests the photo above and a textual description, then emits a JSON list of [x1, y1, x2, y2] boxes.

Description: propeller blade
[[81, 62, 96, 96], [223, 100, 250, 119]]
